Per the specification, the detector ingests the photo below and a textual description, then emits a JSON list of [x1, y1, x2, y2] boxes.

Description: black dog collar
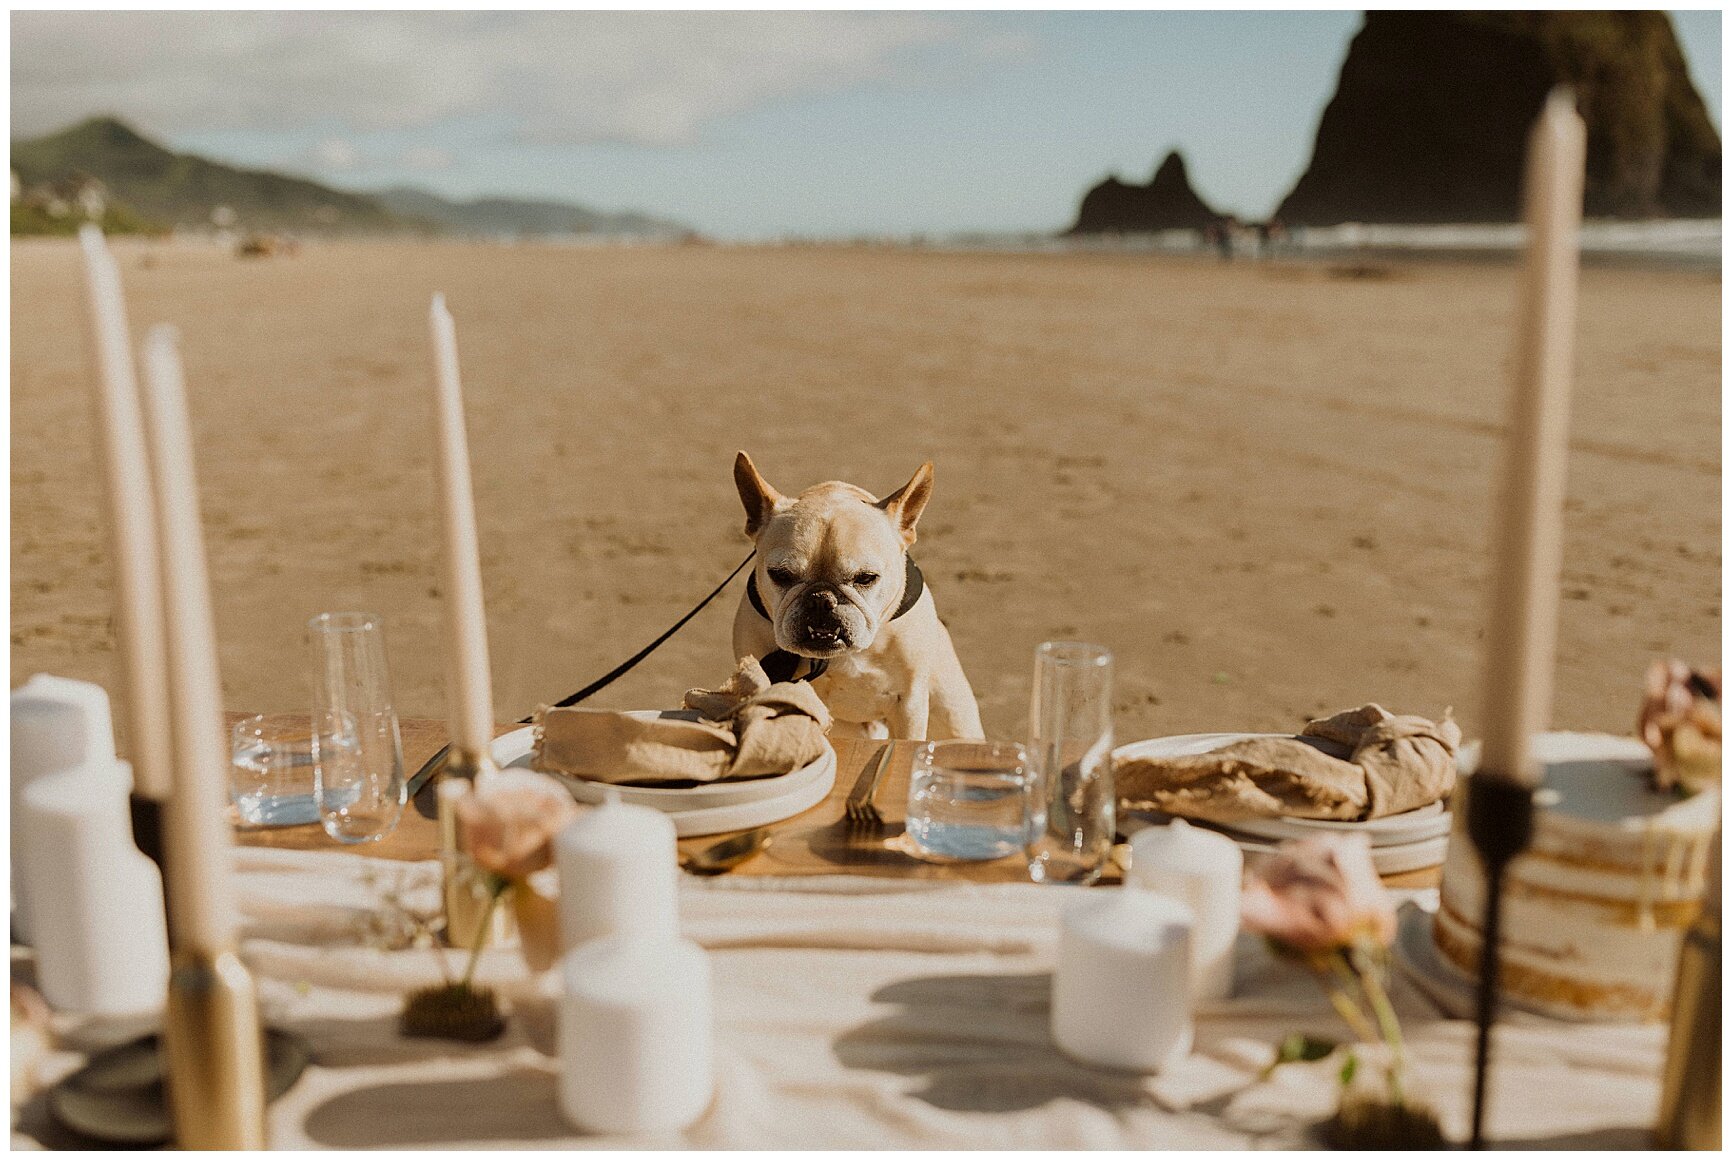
[[750, 556, 925, 684]]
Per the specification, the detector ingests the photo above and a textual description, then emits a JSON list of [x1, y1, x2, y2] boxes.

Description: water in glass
[[906, 741, 1032, 862], [231, 714, 358, 826]]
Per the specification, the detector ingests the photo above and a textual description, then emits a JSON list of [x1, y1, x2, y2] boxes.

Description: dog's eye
[[853, 571, 880, 588], [767, 567, 797, 587]]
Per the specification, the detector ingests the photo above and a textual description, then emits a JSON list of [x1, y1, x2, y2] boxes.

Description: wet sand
[[10, 240, 1720, 749]]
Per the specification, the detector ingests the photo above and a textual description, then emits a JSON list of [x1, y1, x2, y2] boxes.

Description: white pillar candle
[[1051, 888, 1193, 1073], [427, 294, 495, 761], [11, 675, 121, 943], [1128, 820, 1243, 1002], [21, 761, 170, 1016], [76, 227, 174, 805], [138, 326, 237, 956], [556, 792, 679, 950], [558, 934, 713, 1134]]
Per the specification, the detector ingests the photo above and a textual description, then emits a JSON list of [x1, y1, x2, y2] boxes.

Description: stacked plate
[[1113, 733, 1452, 874], [489, 712, 837, 838]]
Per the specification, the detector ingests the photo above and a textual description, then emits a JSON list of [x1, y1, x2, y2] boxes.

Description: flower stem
[[1352, 944, 1408, 1108], [1324, 952, 1381, 1045], [458, 876, 509, 991]]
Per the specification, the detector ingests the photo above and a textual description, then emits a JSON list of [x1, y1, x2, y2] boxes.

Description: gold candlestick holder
[[163, 946, 267, 1149], [438, 746, 513, 951]]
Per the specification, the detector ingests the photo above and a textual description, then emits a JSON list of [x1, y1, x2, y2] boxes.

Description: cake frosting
[[1433, 732, 1718, 1022]]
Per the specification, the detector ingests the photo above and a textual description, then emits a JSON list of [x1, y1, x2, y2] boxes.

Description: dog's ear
[[734, 451, 785, 539], [878, 461, 934, 548]]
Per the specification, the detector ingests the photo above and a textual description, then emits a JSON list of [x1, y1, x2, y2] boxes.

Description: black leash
[[407, 550, 927, 817], [408, 550, 757, 813]]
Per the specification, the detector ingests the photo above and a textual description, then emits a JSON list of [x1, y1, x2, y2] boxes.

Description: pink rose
[[454, 770, 579, 881], [1639, 659, 1721, 794], [1241, 833, 1396, 957]]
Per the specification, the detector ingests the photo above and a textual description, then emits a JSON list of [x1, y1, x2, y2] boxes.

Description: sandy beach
[[10, 240, 1720, 750]]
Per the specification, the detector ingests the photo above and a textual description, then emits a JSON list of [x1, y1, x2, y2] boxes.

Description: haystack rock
[[1068, 151, 1224, 234], [1276, 12, 1721, 225]]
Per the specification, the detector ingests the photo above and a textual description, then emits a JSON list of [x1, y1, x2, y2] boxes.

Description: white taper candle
[[76, 226, 173, 802], [428, 294, 495, 759], [1478, 90, 1588, 788], [138, 326, 236, 954]]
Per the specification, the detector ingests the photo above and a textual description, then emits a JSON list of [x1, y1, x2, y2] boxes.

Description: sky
[[11, 10, 1724, 239]]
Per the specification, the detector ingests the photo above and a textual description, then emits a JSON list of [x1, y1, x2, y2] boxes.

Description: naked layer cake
[[1433, 732, 1719, 1022]]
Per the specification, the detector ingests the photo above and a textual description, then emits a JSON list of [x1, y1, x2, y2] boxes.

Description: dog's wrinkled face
[[735, 453, 932, 659]]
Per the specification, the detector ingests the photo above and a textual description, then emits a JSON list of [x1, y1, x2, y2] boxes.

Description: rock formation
[[1276, 12, 1721, 225], [1068, 151, 1225, 234]]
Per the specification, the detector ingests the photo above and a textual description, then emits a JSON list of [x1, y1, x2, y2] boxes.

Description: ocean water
[[932, 218, 1721, 267]]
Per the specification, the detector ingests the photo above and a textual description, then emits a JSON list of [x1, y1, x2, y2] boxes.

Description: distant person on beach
[[1211, 221, 1233, 262], [1255, 218, 1287, 258]]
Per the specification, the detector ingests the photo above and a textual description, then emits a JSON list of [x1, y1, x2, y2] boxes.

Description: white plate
[[1227, 802, 1449, 847], [491, 712, 827, 811], [1114, 731, 1452, 847], [1211, 829, 1449, 875], [648, 751, 836, 837]]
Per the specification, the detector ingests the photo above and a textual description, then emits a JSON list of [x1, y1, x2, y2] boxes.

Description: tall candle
[[1478, 90, 1587, 788], [428, 294, 495, 760], [138, 326, 236, 955], [76, 226, 173, 803]]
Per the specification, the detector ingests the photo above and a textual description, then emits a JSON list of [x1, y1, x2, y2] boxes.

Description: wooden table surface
[[230, 715, 1441, 888]]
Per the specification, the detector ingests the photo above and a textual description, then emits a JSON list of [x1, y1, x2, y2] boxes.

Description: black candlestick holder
[[1463, 771, 1538, 1150]]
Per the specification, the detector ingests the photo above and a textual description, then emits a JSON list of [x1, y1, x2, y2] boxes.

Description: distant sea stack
[[1276, 12, 1721, 226], [1068, 151, 1224, 234]]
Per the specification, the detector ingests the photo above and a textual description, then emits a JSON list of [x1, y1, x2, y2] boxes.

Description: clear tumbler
[[1026, 641, 1115, 884], [308, 612, 406, 843]]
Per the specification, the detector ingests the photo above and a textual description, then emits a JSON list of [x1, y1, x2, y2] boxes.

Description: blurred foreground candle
[[1477, 90, 1587, 788], [10, 674, 120, 943], [1655, 835, 1720, 1149], [76, 227, 173, 840], [1051, 888, 1193, 1072], [140, 325, 267, 1149], [428, 293, 495, 762], [559, 934, 713, 1134], [556, 792, 679, 950], [1128, 821, 1242, 1002], [21, 760, 169, 1016]]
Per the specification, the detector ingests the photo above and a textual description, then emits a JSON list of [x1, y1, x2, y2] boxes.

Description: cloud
[[305, 137, 361, 172], [11, 11, 979, 145]]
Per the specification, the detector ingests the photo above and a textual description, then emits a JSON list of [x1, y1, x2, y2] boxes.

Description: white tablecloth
[[18, 848, 1667, 1149]]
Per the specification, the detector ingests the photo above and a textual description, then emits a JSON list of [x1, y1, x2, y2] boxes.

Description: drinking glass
[[309, 612, 406, 843], [1026, 641, 1115, 884], [231, 714, 329, 826], [906, 741, 1033, 862]]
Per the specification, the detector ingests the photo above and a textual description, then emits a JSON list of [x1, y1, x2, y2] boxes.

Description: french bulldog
[[731, 452, 984, 740]]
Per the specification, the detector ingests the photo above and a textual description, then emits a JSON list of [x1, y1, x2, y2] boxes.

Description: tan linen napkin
[[532, 656, 831, 785], [1117, 704, 1461, 822]]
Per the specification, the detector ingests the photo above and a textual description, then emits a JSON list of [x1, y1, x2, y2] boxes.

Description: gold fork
[[844, 743, 894, 832]]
